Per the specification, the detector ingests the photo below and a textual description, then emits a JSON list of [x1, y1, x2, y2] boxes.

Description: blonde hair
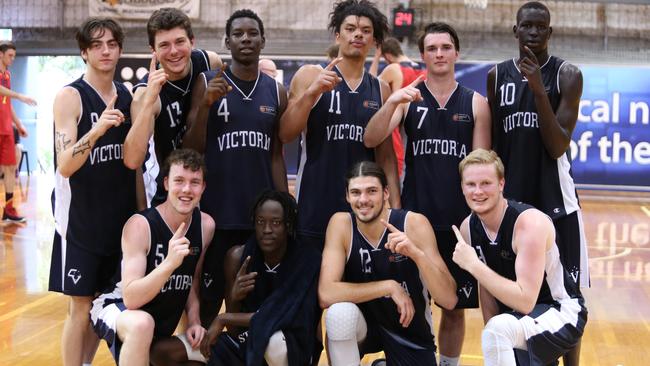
[[458, 149, 505, 180]]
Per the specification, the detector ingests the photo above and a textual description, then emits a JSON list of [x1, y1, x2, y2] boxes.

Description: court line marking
[[0, 293, 61, 323], [589, 248, 632, 261], [641, 206, 650, 217]]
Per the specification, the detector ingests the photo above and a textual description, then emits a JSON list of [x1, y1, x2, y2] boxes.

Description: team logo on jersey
[[203, 273, 213, 288], [569, 266, 580, 283], [363, 100, 380, 110], [553, 207, 561, 214], [259, 105, 276, 115], [500, 249, 514, 261], [459, 282, 473, 299], [389, 252, 408, 263], [452, 113, 471, 123], [190, 246, 200, 256], [67, 269, 82, 284]]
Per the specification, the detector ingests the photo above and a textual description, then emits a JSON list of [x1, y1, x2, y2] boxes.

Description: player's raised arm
[[278, 58, 343, 143], [124, 54, 167, 169]]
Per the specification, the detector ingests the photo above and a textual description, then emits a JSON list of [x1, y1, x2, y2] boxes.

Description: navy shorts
[[553, 211, 590, 288], [360, 321, 437, 366], [435, 229, 479, 309], [48, 231, 120, 296]]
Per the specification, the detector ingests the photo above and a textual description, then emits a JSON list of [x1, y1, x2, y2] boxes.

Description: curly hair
[[328, 0, 388, 44]]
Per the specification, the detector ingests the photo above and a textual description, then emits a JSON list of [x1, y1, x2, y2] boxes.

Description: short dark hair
[[147, 8, 194, 48], [381, 37, 403, 57], [161, 148, 206, 180], [251, 190, 298, 239], [226, 9, 265, 37], [418, 22, 460, 53], [516, 1, 551, 24], [328, 0, 389, 45], [0, 41, 16, 53], [346, 161, 388, 189], [76, 18, 124, 51]]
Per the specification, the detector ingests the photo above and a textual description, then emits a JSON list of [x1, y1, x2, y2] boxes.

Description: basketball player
[[368, 36, 426, 178], [364, 22, 491, 366], [90, 149, 214, 366], [49, 18, 137, 366], [183, 9, 288, 326], [280, 0, 400, 250], [199, 190, 320, 366], [487, 4, 588, 363], [452, 149, 586, 366], [124, 7, 221, 207], [0, 42, 33, 222], [320, 161, 457, 366]]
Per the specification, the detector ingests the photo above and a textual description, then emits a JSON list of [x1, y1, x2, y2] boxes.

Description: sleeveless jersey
[[54, 77, 136, 255], [401, 83, 474, 229], [201, 69, 279, 229], [345, 209, 434, 348], [0, 70, 12, 134], [468, 200, 582, 314], [295, 67, 382, 237], [493, 56, 580, 219], [398, 61, 425, 87], [134, 49, 210, 207], [139, 207, 203, 337]]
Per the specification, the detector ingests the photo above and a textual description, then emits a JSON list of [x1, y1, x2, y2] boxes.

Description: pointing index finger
[[409, 74, 424, 87], [217, 62, 228, 77], [325, 57, 343, 71], [523, 46, 538, 63], [238, 256, 251, 275], [172, 222, 186, 240], [451, 225, 466, 245], [381, 219, 400, 234], [149, 53, 158, 73], [106, 94, 117, 110]]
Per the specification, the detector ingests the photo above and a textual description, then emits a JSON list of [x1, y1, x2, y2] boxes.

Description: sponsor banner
[[89, 0, 200, 20]]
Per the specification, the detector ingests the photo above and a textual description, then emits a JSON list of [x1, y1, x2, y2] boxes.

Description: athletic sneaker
[[3, 206, 26, 223], [370, 359, 386, 366]]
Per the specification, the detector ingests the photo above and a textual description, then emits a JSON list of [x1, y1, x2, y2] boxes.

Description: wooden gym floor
[[1, 174, 649, 365]]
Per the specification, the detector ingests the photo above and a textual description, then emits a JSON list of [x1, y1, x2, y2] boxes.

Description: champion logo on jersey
[[500, 249, 514, 261], [553, 207, 561, 214], [452, 113, 471, 123], [259, 105, 277, 115], [190, 246, 200, 256], [363, 100, 380, 110], [67, 269, 82, 284]]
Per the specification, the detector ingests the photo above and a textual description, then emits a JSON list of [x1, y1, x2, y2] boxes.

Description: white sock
[[439, 355, 460, 366], [83, 364, 92, 366]]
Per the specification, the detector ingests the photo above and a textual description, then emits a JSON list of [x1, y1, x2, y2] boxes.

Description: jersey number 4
[[217, 99, 230, 122]]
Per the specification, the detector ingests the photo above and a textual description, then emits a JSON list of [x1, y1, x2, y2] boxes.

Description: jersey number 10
[[499, 83, 516, 106]]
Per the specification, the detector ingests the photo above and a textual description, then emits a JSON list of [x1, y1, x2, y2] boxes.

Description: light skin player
[[364, 24, 491, 366], [52, 21, 129, 366], [0, 43, 33, 222], [124, 9, 221, 171]]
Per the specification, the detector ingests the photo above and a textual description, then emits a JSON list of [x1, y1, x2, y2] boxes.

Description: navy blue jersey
[[401, 83, 474, 229], [468, 200, 582, 314], [345, 209, 434, 348], [54, 77, 136, 255], [135, 49, 211, 206], [296, 68, 382, 237], [139, 207, 203, 337], [493, 56, 580, 219], [201, 69, 279, 229]]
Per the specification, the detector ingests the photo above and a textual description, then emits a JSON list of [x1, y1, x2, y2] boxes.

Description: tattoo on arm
[[55, 132, 71, 155], [72, 136, 91, 157]]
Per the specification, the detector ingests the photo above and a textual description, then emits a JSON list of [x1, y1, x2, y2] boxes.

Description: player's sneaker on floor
[[370, 359, 386, 366], [2, 206, 26, 223]]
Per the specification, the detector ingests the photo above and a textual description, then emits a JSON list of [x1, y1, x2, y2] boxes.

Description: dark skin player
[[486, 4, 583, 365]]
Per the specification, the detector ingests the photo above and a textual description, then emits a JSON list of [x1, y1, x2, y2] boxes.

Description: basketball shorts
[[500, 298, 587, 366], [48, 231, 120, 296], [435, 229, 479, 308], [553, 211, 590, 288], [0, 133, 16, 165]]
